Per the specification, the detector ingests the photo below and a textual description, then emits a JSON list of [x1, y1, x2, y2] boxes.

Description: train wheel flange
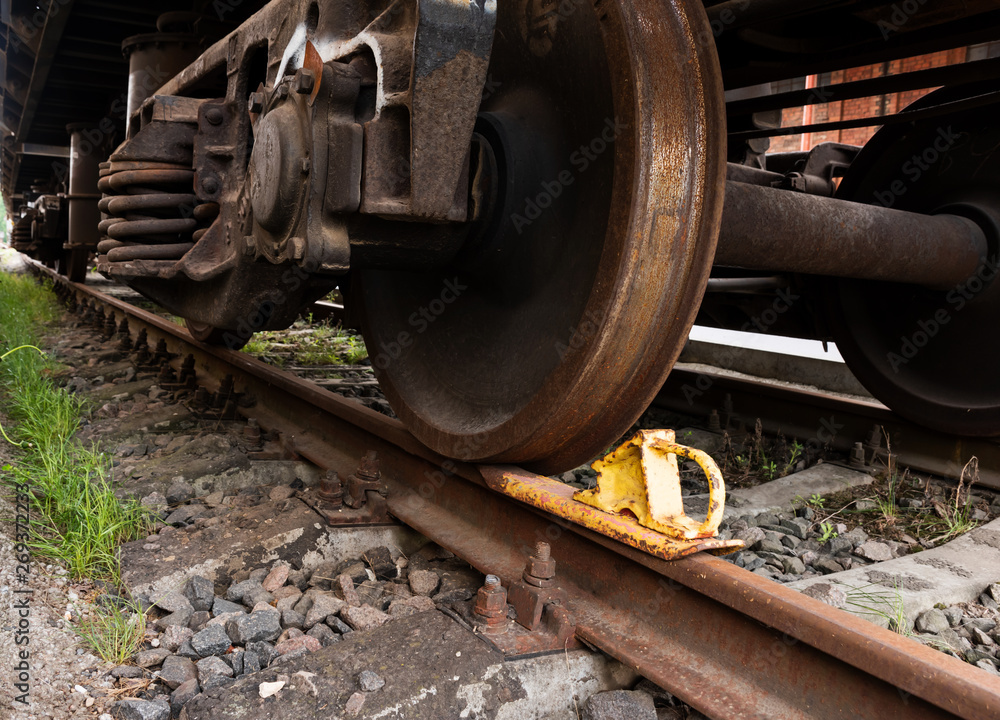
[[353, 0, 726, 473]]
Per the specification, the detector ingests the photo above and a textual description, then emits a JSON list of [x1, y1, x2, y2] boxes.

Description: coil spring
[[97, 160, 219, 264], [11, 213, 35, 252]]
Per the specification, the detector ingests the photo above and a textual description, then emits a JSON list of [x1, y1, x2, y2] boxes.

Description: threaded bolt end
[[535, 542, 551, 561]]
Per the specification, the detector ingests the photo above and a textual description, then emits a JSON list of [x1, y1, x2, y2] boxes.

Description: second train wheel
[[353, 0, 726, 473], [826, 86, 1000, 436]]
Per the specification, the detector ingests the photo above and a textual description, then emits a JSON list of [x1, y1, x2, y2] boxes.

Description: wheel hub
[[353, 0, 727, 472]]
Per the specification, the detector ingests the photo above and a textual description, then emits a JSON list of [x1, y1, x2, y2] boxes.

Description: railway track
[[657, 366, 1000, 492], [25, 261, 1000, 720]]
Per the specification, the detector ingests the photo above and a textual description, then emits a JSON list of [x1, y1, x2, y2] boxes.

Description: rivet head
[[205, 108, 224, 125]]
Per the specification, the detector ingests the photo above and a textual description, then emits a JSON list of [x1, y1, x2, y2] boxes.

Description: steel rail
[[657, 366, 1000, 491], [28, 263, 1000, 719]]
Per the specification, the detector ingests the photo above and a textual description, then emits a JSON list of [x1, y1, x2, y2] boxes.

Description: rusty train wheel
[[827, 86, 1000, 436], [354, 0, 726, 473]]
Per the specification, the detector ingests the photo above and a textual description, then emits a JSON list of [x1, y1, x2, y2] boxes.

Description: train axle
[[4, 0, 1000, 471]]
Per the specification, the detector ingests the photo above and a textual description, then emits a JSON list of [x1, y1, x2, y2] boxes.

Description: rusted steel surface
[[575, 429, 729, 540], [64, 123, 101, 281], [487, 468, 740, 561], [715, 181, 988, 287], [355, 0, 728, 474], [121, 27, 205, 138], [407, 465, 1000, 720], [31, 265, 1000, 719], [822, 85, 1000, 440]]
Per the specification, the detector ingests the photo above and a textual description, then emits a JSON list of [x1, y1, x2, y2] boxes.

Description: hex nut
[[294, 69, 316, 95], [526, 557, 556, 580], [473, 584, 507, 619]]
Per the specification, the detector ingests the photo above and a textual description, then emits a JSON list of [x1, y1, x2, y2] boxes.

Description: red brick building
[[769, 41, 1000, 153]]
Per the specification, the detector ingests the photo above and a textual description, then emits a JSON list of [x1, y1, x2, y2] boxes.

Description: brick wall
[[768, 48, 968, 154]]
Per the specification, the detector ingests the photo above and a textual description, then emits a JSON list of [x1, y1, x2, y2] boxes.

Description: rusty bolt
[[294, 69, 316, 95], [247, 92, 264, 114], [357, 451, 380, 481], [276, 85, 289, 100], [865, 424, 883, 451], [849, 441, 867, 469], [202, 177, 220, 194], [243, 236, 256, 257], [473, 575, 508, 633], [524, 541, 556, 587], [318, 469, 344, 507], [243, 419, 261, 443], [708, 409, 722, 433], [205, 107, 224, 125]]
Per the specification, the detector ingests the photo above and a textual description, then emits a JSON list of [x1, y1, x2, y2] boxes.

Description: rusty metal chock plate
[[491, 430, 741, 562], [575, 429, 725, 540]]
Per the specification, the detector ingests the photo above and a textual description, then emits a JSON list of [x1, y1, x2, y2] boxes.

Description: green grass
[[0, 273, 152, 580], [845, 582, 910, 634], [74, 597, 148, 664], [244, 315, 369, 367], [0, 273, 154, 662], [817, 521, 838, 544]]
